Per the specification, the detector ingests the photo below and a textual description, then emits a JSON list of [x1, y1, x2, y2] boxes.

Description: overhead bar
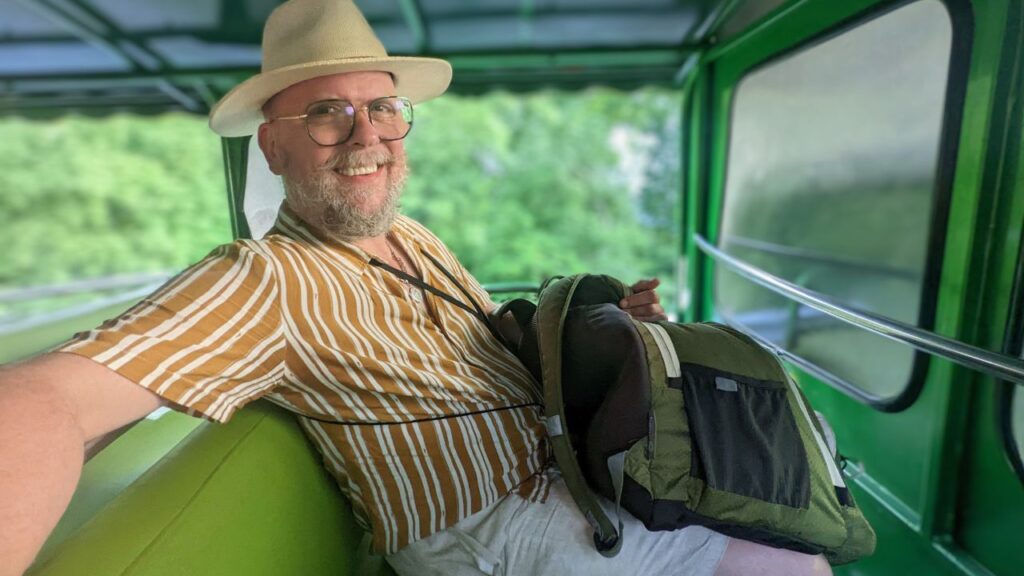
[[0, 9, 705, 49], [12, 0, 204, 112], [2, 48, 690, 86], [691, 0, 744, 41], [397, 0, 429, 53]]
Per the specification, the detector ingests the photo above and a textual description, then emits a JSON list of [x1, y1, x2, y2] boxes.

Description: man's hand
[[619, 278, 668, 322]]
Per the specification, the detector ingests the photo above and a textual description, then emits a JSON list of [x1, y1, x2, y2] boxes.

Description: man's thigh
[[386, 475, 729, 576]]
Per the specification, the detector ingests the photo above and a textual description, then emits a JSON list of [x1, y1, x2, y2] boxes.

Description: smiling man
[[0, 1, 830, 575], [260, 73, 411, 245]]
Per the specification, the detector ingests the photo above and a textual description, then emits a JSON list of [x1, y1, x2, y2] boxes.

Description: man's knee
[[714, 537, 833, 576]]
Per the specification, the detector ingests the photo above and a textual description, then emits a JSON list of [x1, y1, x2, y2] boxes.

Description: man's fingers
[[625, 304, 664, 318], [620, 289, 659, 309], [630, 278, 661, 293], [620, 278, 667, 322], [633, 314, 669, 323]]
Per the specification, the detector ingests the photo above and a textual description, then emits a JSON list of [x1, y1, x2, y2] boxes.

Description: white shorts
[[386, 469, 730, 576]]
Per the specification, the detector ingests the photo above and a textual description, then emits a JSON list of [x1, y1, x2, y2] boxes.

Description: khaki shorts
[[386, 469, 729, 576]]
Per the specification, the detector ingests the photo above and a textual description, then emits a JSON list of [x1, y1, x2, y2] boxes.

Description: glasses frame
[[268, 95, 414, 147]]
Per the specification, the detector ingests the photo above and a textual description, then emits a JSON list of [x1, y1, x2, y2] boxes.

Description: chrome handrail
[[722, 234, 922, 280], [0, 285, 162, 337], [482, 282, 540, 295], [0, 272, 175, 304], [695, 233, 1024, 385]]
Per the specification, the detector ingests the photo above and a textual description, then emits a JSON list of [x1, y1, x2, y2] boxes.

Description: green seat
[[27, 401, 396, 576]]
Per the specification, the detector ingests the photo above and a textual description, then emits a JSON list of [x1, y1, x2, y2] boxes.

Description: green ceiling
[[0, 0, 751, 117]]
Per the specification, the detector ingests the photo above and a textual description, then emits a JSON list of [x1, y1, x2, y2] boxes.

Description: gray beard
[[283, 158, 407, 241]]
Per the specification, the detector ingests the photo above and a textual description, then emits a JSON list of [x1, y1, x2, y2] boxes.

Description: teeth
[[337, 165, 380, 176]]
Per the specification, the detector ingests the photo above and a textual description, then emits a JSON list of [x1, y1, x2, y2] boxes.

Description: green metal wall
[[684, 0, 1024, 574]]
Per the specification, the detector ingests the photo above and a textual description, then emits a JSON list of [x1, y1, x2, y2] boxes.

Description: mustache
[[324, 147, 396, 170]]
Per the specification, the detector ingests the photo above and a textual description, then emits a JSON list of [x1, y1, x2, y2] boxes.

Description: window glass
[[247, 87, 685, 311], [245, 141, 284, 239], [716, 0, 954, 399], [1013, 379, 1024, 472], [0, 115, 231, 362], [0, 87, 682, 366]]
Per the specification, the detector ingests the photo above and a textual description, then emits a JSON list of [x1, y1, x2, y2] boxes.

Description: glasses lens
[[369, 97, 413, 140], [306, 101, 353, 146], [302, 98, 413, 145]]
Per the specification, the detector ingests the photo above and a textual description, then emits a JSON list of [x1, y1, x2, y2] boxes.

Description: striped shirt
[[57, 206, 552, 554]]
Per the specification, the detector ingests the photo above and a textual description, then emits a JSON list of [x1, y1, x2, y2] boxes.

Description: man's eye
[[309, 103, 345, 116]]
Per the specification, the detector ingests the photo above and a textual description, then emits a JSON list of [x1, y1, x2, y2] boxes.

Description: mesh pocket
[[675, 363, 810, 508]]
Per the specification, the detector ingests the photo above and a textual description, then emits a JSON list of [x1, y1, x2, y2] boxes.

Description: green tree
[[0, 87, 683, 318]]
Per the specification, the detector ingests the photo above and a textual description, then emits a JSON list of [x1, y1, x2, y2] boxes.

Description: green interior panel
[[27, 401, 394, 576], [695, 0, 1024, 575], [36, 410, 203, 559]]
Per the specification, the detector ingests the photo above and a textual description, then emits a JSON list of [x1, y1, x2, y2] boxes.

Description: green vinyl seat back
[[27, 401, 395, 576]]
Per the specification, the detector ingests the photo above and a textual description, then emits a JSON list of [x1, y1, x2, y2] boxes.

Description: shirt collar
[[269, 203, 424, 277]]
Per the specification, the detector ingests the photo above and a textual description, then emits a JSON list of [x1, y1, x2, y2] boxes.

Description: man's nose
[[346, 109, 381, 148]]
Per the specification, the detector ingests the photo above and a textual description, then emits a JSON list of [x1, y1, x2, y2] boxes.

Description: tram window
[[244, 139, 284, 240], [716, 0, 954, 400], [244, 88, 685, 312], [0, 115, 232, 363], [1013, 385, 1024, 472]]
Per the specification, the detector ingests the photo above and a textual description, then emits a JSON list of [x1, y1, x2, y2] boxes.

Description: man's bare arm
[[0, 352, 166, 576]]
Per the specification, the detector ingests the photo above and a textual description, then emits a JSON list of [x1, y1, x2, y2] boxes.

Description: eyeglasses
[[268, 96, 414, 146]]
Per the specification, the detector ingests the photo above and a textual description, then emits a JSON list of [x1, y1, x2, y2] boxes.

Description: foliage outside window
[[0, 116, 232, 362], [246, 87, 683, 306], [1, 87, 682, 362], [715, 0, 953, 400]]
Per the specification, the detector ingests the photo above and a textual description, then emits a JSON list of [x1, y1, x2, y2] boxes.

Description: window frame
[[998, 232, 1024, 485], [713, 0, 974, 411]]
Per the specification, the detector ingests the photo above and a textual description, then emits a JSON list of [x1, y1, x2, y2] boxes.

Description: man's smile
[[334, 163, 384, 177]]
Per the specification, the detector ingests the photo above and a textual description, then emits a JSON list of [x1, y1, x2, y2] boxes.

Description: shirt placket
[[407, 246, 451, 336]]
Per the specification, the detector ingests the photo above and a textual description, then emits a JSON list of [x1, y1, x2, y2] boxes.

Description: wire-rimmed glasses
[[268, 96, 413, 146]]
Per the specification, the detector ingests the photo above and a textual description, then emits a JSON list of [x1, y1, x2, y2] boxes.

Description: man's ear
[[257, 123, 285, 175]]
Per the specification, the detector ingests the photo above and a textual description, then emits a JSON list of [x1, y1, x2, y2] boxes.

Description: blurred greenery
[[0, 115, 232, 287], [405, 89, 681, 298], [0, 87, 683, 355]]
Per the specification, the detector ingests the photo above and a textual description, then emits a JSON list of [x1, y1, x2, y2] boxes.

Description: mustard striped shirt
[[58, 207, 552, 553]]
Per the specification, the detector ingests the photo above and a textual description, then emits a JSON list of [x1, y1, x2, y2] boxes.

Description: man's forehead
[[269, 71, 396, 109]]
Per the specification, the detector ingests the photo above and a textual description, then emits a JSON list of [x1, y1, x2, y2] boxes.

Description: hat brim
[[209, 55, 452, 137]]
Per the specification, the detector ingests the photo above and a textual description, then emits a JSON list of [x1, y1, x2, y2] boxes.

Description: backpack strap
[[491, 298, 537, 353], [535, 275, 628, 557]]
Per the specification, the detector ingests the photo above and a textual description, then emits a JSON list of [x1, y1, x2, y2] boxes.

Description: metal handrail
[[0, 272, 175, 304], [695, 233, 1024, 385], [482, 282, 540, 295], [0, 278, 535, 337], [722, 234, 922, 280], [0, 284, 161, 336]]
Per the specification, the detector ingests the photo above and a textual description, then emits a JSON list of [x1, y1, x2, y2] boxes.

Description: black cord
[[298, 402, 543, 426], [419, 250, 511, 347], [369, 249, 511, 349], [369, 257, 480, 316], [350, 249, 531, 428]]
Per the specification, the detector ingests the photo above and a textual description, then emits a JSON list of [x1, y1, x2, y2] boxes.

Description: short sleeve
[[55, 241, 286, 423]]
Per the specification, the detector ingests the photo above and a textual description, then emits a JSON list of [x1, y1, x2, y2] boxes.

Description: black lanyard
[[368, 248, 510, 349], [294, 248, 540, 427]]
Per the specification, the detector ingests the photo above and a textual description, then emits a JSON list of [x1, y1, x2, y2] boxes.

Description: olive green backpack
[[494, 274, 876, 565]]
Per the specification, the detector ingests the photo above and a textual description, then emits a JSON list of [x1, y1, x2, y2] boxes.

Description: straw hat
[[209, 0, 452, 137]]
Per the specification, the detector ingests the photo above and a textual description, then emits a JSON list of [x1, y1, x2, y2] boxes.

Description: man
[[0, 1, 832, 574]]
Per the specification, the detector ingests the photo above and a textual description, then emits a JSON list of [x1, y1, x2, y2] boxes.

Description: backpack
[[493, 274, 876, 565]]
